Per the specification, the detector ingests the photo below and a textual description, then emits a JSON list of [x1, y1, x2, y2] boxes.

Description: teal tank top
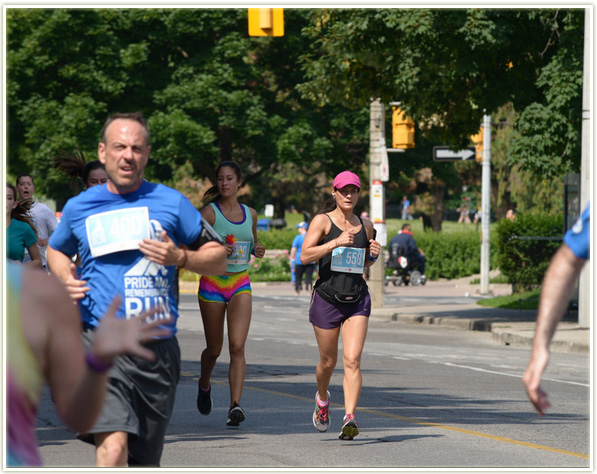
[[210, 202, 254, 273]]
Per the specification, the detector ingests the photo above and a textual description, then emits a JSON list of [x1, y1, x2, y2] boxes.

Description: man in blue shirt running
[[48, 112, 226, 466], [522, 201, 590, 416]]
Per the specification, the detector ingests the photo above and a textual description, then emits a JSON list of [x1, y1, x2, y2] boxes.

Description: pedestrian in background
[[6, 183, 42, 268], [522, 201, 590, 415], [16, 173, 58, 270], [388, 223, 427, 282], [196, 161, 266, 427], [48, 112, 227, 466], [300, 170, 381, 441], [291, 221, 315, 295], [401, 195, 412, 220]]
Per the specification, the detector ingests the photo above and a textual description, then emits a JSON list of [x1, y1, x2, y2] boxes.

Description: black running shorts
[[79, 328, 181, 466]]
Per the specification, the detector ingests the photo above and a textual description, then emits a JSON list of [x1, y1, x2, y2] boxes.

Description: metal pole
[[369, 99, 385, 308], [578, 8, 591, 328], [480, 114, 491, 295]]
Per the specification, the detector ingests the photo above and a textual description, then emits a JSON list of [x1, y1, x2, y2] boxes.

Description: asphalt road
[[36, 289, 590, 469]]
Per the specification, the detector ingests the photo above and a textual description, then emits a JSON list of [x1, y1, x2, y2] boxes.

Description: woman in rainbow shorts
[[196, 161, 266, 427]]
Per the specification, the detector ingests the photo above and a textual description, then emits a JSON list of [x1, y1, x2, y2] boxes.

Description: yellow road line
[[180, 372, 589, 460]]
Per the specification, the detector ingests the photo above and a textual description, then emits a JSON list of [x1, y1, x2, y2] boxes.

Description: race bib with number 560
[[86, 207, 150, 257]]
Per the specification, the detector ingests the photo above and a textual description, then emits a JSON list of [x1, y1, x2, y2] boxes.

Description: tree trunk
[[430, 181, 445, 232]]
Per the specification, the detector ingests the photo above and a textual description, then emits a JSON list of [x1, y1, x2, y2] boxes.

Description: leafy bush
[[248, 250, 293, 282], [413, 231, 499, 280], [257, 228, 296, 251], [496, 212, 563, 292]]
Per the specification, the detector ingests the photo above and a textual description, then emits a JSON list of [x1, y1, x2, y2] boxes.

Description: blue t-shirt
[[49, 181, 203, 336], [292, 233, 313, 266], [564, 201, 590, 260]]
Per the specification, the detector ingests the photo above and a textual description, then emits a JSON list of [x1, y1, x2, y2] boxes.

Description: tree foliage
[[7, 7, 583, 218], [298, 8, 584, 175], [7, 8, 369, 213]]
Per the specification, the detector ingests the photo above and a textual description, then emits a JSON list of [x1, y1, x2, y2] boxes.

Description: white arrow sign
[[433, 146, 476, 161]]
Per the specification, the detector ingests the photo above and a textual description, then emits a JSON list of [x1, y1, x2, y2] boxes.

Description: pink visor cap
[[333, 171, 361, 190]]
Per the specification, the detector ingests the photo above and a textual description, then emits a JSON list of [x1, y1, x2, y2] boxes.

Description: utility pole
[[578, 8, 591, 328], [480, 114, 492, 295], [369, 99, 386, 308]]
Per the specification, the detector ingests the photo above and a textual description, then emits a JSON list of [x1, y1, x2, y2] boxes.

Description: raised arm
[[250, 207, 265, 258], [522, 244, 587, 415], [23, 269, 170, 433], [47, 245, 90, 301]]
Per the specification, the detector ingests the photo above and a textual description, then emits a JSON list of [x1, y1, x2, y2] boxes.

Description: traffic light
[[392, 107, 415, 149], [248, 8, 284, 36], [470, 127, 483, 162]]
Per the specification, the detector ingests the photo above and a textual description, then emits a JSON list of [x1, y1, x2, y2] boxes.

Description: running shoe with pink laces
[[312, 391, 330, 432], [339, 413, 359, 440]]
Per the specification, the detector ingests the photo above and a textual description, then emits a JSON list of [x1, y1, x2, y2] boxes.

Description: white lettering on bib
[[86, 207, 150, 257], [228, 241, 250, 265], [330, 247, 365, 274]]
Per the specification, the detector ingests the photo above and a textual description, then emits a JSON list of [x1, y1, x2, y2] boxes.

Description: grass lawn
[[476, 289, 541, 310], [269, 213, 494, 238]]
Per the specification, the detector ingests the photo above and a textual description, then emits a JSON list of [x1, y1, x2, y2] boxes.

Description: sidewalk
[[180, 276, 590, 354]]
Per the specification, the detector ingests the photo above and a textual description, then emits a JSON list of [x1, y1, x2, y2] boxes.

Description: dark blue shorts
[[309, 290, 371, 329]]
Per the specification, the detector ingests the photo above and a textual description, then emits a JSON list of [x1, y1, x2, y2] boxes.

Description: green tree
[[298, 8, 584, 210], [7, 8, 370, 216]]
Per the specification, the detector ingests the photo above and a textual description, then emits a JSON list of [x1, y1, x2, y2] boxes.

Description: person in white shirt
[[16, 173, 58, 269]]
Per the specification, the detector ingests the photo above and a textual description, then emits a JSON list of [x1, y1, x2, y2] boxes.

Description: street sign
[[433, 146, 476, 161]]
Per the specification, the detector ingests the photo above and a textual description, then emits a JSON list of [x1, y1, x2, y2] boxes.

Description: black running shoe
[[196, 378, 212, 415], [226, 402, 245, 427]]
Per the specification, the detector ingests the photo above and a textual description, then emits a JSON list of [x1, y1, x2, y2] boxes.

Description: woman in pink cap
[[300, 170, 381, 440]]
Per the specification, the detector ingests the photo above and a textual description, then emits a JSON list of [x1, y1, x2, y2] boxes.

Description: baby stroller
[[385, 241, 426, 286]]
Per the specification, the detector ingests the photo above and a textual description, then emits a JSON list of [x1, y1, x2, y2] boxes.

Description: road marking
[[443, 362, 590, 387], [180, 372, 589, 461]]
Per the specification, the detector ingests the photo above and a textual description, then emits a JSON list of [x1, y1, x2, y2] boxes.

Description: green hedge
[[257, 228, 296, 250], [496, 213, 563, 292], [185, 215, 561, 285], [414, 231, 500, 280]]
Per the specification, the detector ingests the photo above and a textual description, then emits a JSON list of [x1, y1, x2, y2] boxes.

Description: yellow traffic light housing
[[470, 127, 483, 162], [248, 8, 284, 36], [392, 107, 415, 149]]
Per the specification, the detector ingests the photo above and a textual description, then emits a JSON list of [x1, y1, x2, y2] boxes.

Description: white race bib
[[86, 207, 150, 257], [228, 241, 251, 265], [330, 247, 365, 274]]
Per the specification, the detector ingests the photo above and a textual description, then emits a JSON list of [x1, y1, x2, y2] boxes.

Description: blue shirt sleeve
[[48, 201, 78, 256], [563, 201, 590, 260]]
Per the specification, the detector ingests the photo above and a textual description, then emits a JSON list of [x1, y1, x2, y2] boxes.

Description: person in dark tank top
[[300, 170, 381, 441]]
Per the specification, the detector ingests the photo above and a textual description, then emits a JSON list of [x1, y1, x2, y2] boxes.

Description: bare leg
[[226, 293, 252, 406], [198, 299, 227, 389], [94, 431, 128, 467], [340, 315, 369, 415], [312, 324, 341, 402]]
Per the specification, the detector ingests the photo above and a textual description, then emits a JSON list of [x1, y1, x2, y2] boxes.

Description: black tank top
[[315, 214, 369, 295]]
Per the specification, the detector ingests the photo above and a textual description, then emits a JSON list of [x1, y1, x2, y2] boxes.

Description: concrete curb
[[371, 308, 589, 354], [180, 280, 589, 354]]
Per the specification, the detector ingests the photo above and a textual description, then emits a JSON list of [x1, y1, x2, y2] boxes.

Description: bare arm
[[522, 244, 587, 415], [23, 270, 170, 433], [250, 207, 265, 258], [26, 243, 43, 269], [139, 230, 227, 276], [47, 246, 90, 301], [363, 219, 381, 267], [300, 214, 358, 265]]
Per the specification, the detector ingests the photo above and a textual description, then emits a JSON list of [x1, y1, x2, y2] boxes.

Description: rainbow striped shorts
[[198, 270, 252, 303]]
